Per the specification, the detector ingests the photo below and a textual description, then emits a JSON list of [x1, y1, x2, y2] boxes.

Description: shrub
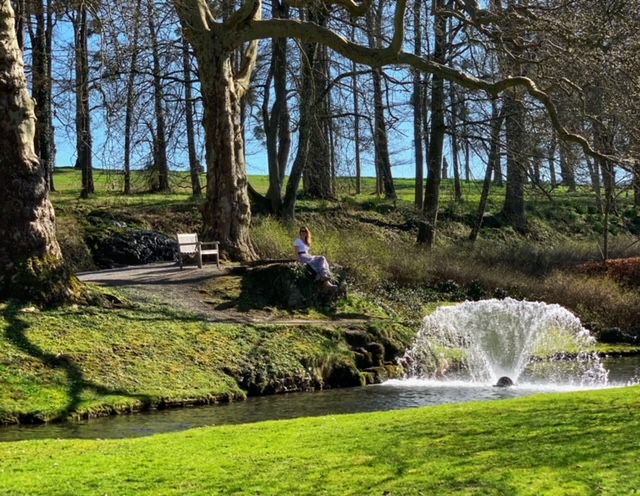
[[250, 217, 295, 260], [538, 272, 640, 333]]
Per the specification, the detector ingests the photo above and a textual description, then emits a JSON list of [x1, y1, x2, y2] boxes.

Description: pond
[[1, 355, 638, 443]]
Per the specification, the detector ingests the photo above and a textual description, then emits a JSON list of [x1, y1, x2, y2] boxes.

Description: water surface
[[1, 355, 637, 442]]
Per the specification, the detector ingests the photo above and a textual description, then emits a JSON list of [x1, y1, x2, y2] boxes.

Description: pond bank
[[0, 287, 415, 426]]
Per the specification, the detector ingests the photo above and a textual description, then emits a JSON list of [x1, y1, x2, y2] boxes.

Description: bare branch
[[172, 0, 216, 35], [286, 0, 373, 17], [225, 0, 261, 30], [236, 40, 259, 98]]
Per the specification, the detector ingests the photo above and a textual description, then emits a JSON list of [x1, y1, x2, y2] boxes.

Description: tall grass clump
[[250, 217, 296, 260]]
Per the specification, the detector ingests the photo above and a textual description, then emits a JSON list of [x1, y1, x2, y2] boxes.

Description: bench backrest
[[177, 233, 199, 254]]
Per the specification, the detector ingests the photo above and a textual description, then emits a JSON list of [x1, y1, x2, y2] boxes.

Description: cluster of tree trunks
[[2, 0, 639, 303]]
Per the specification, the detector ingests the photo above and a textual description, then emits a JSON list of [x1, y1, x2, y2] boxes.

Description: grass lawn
[[1, 385, 639, 495]]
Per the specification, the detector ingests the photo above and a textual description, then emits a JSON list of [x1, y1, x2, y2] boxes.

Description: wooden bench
[[176, 233, 220, 270]]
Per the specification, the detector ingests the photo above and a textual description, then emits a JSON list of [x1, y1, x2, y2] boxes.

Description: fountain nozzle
[[493, 376, 514, 388]]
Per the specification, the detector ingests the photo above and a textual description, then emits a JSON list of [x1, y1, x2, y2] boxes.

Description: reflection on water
[[1, 355, 638, 443]]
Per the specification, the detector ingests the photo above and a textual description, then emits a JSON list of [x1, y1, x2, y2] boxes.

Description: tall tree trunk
[[600, 157, 615, 214], [366, 5, 395, 200], [74, 2, 93, 198], [547, 132, 557, 188], [195, 49, 256, 260], [147, 0, 170, 192], [302, 6, 333, 199], [371, 65, 396, 199], [595, 125, 615, 214], [173, 0, 259, 260], [417, 0, 446, 247], [282, 50, 315, 221], [13, 0, 24, 48], [461, 96, 471, 182], [531, 154, 541, 185], [0, 0, 70, 303], [501, 90, 528, 232], [449, 83, 462, 203], [470, 99, 504, 242], [421, 78, 430, 196], [44, 0, 54, 191], [182, 36, 202, 196], [262, 0, 290, 212], [28, 0, 54, 193], [351, 58, 361, 195], [559, 141, 577, 192], [493, 147, 503, 186], [412, 0, 424, 210], [586, 157, 603, 213], [123, 0, 143, 195]]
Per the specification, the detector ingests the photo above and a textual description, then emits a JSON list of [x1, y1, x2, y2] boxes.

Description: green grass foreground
[[1, 386, 639, 495]]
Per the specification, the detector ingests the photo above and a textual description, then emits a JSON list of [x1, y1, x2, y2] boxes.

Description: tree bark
[[182, 36, 202, 197], [367, 5, 396, 200], [501, 90, 528, 232], [263, 0, 290, 212], [449, 83, 462, 203], [73, 2, 93, 199], [417, 0, 446, 247], [351, 57, 362, 195], [13, 0, 23, 49], [282, 16, 318, 220], [547, 132, 557, 188], [27, 0, 54, 193], [559, 141, 577, 192], [302, 6, 333, 200], [586, 158, 603, 214], [412, 0, 424, 210], [193, 47, 256, 260], [123, 0, 143, 195], [147, 0, 170, 192], [0, 0, 70, 303]]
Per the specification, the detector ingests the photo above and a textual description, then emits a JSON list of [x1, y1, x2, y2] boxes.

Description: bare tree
[[171, 0, 638, 259]]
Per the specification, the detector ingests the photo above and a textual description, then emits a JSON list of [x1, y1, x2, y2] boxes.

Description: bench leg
[[197, 251, 203, 269]]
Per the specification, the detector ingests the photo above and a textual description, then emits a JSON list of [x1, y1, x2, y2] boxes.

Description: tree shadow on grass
[[2, 304, 154, 424]]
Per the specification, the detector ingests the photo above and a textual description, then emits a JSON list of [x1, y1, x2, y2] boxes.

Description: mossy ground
[[0, 288, 414, 425]]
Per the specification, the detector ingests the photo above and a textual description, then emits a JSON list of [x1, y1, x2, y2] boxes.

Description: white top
[[294, 238, 310, 259]]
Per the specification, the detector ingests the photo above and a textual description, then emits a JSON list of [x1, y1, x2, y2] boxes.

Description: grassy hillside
[[0, 294, 414, 425], [51, 168, 640, 335], [1, 385, 639, 495]]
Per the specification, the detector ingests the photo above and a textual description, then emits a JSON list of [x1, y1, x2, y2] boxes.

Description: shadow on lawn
[[2, 305, 154, 424]]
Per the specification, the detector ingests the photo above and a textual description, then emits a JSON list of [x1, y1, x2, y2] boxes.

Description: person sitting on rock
[[294, 226, 336, 289]]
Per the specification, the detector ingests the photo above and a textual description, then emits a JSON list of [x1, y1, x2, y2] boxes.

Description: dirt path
[[77, 262, 367, 326]]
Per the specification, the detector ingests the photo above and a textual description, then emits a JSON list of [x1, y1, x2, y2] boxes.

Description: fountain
[[400, 298, 608, 387]]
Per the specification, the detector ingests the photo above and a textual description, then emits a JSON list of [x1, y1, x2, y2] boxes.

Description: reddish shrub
[[576, 257, 640, 288]]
